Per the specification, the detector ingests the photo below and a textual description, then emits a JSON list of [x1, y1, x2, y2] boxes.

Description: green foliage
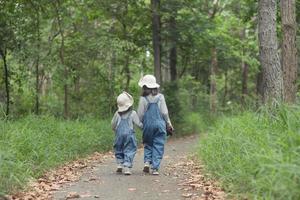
[[0, 115, 114, 194], [199, 105, 300, 199]]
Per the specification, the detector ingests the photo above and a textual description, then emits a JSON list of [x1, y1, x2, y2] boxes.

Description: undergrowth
[[199, 105, 300, 199], [0, 115, 114, 195]]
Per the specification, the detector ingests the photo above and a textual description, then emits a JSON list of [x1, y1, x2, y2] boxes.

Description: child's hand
[[166, 124, 174, 136]]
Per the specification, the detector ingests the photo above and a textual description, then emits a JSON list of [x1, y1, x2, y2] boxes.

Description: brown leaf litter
[[7, 151, 113, 200], [170, 156, 226, 200]]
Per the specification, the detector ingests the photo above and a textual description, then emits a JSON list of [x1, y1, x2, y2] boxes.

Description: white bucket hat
[[117, 91, 134, 112], [138, 74, 160, 88]]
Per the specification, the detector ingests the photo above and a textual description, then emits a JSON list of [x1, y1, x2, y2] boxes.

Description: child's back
[[111, 92, 142, 175]]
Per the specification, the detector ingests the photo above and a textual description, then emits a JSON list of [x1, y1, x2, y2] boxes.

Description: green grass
[[199, 105, 300, 199], [0, 115, 114, 195]]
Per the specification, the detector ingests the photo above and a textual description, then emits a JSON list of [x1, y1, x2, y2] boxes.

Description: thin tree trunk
[[35, 7, 40, 115], [210, 47, 218, 113], [54, 1, 68, 118], [281, 0, 297, 103], [0, 49, 9, 116], [109, 17, 116, 116], [258, 0, 283, 104], [124, 54, 130, 91], [151, 0, 161, 84], [122, 22, 130, 91], [222, 69, 228, 106], [241, 62, 249, 105], [169, 14, 177, 81]]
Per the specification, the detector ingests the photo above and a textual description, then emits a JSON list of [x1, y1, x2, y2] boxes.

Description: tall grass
[[199, 105, 300, 199], [0, 115, 114, 195]]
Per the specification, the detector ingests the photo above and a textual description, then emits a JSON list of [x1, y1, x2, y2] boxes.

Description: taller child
[[137, 74, 173, 175]]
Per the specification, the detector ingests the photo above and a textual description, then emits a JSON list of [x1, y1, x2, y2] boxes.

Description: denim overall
[[114, 112, 137, 168], [142, 95, 166, 170]]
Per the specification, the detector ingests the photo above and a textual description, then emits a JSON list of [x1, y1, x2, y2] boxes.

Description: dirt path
[[52, 135, 201, 200]]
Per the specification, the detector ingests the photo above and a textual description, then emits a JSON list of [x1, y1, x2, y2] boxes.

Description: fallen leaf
[[182, 193, 193, 198], [66, 192, 80, 199], [128, 188, 136, 191]]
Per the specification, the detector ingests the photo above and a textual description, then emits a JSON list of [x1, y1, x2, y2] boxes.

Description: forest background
[[0, 0, 299, 199]]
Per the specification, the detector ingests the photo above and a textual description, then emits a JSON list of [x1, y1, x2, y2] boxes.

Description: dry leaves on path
[[174, 156, 226, 200], [10, 152, 112, 200]]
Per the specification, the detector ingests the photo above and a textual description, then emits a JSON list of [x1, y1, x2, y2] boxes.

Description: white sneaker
[[116, 164, 123, 173], [143, 162, 150, 173], [152, 169, 159, 175], [124, 167, 132, 175]]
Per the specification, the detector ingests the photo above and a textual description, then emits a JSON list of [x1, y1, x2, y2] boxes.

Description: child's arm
[[111, 112, 119, 131], [160, 95, 173, 129], [137, 97, 146, 121], [132, 111, 143, 129]]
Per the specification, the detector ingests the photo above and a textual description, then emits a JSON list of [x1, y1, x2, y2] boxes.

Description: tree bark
[[210, 47, 218, 113], [281, 0, 298, 103], [0, 49, 9, 116], [151, 0, 161, 84], [169, 14, 177, 81], [258, 0, 284, 104]]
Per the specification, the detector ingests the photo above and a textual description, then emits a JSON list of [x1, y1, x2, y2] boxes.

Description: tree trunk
[[281, 0, 298, 103], [122, 22, 131, 91], [109, 17, 116, 116], [222, 69, 228, 106], [241, 62, 249, 105], [210, 47, 218, 112], [169, 14, 177, 81], [151, 0, 161, 84], [35, 7, 40, 115], [124, 54, 130, 91], [0, 49, 9, 116], [258, 0, 283, 104], [54, 1, 68, 118]]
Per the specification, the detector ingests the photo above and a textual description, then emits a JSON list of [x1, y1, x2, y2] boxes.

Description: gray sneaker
[[143, 162, 150, 173], [124, 167, 132, 175], [152, 169, 159, 175], [116, 164, 123, 173]]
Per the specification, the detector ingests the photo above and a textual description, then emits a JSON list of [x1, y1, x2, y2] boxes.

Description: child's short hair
[[118, 106, 133, 115], [142, 86, 158, 96]]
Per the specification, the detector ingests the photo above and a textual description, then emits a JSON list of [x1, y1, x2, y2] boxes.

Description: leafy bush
[[0, 115, 114, 195], [199, 105, 300, 199]]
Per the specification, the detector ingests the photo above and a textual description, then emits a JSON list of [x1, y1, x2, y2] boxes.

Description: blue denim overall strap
[[114, 111, 137, 168], [142, 95, 167, 170]]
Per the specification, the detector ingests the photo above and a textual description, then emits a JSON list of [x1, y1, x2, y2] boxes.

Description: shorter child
[[111, 91, 143, 175]]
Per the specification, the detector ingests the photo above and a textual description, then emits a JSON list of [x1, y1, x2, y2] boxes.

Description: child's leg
[[152, 130, 166, 170], [143, 143, 153, 164], [123, 133, 137, 168], [113, 135, 125, 165]]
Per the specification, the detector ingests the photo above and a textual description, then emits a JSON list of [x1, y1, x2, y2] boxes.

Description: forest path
[[53, 135, 203, 200]]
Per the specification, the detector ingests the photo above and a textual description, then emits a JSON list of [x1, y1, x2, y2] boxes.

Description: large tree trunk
[[169, 13, 177, 81], [210, 47, 218, 113], [151, 0, 161, 84], [258, 0, 283, 104], [281, 0, 298, 103], [54, 1, 69, 118], [35, 7, 40, 115], [0, 49, 9, 116]]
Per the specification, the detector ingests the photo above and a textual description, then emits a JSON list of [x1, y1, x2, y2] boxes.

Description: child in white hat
[[137, 75, 174, 175], [111, 91, 143, 175]]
